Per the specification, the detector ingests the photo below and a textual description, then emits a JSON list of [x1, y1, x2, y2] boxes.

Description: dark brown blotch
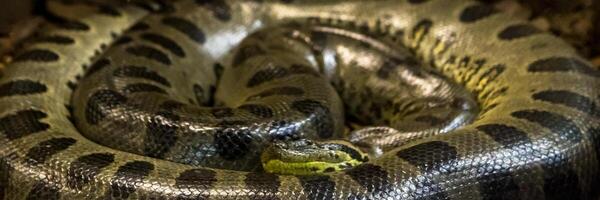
[[0, 109, 49, 140], [13, 49, 59, 62], [108, 161, 155, 199], [0, 80, 47, 98], [125, 45, 172, 65], [459, 4, 499, 23], [67, 153, 115, 190], [528, 57, 599, 77], [25, 137, 76, 165], [162, 17, 206, 44], [498, 24, 542, 40], [140, 33, 185, 57]]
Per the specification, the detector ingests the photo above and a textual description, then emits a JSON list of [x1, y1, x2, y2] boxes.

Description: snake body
[[0, 0, 599, 199]]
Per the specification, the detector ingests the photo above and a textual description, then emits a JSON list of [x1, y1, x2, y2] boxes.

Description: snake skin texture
[[0, 0, 599, 199]]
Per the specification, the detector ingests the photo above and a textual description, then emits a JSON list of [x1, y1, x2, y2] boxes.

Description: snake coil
[[0, 0, 598, 199]]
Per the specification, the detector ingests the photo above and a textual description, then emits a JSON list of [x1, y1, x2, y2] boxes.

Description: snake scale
[[0, 0, 599, 199]]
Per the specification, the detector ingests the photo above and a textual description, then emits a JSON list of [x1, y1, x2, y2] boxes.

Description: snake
[[0, 0, 599, 199]]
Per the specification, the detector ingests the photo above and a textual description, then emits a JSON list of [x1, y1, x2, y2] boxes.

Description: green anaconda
[[0, 0, 599, 199]]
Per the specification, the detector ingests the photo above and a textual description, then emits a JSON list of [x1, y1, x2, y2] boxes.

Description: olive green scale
[[0, 0, 598, 199]]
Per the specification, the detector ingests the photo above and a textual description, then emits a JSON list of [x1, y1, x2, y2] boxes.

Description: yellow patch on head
[[262, 159, 363, 176]]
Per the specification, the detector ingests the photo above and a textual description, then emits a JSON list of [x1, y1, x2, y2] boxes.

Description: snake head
[[260, 139, 368, 175]]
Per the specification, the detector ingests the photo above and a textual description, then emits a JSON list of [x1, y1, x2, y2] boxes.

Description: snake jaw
[[260, 139, 368, 175]]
